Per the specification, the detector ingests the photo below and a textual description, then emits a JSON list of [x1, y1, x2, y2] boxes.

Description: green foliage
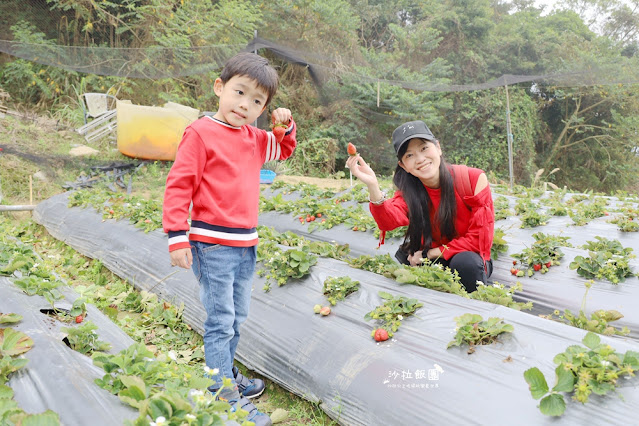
[[0, 328, 34, 357], [322, 276, 360, 306], [491, 227, 508, 260], [392, 262, 468, 297], [364, 291, 423, 337], [543, 281, 630, 336], [470, 282, 532, 311], [447, 314, 514, 354], [440, 88, 538, 184], [61, 321, 112, 355], [347, 253, 398, 276], [12, 276, 65, 307], [286, 137, 339, 177], [511, 232, 571, 276], [569, 237, 637, 283], [524, 332, 639, 416], [257, 246, 318, 292]]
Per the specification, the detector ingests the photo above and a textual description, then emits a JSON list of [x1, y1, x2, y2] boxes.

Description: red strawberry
[[533, 264, 542, 271], [545, 262, 552, 268], [75, 315, 84, 324], [347, 142, 357, 156], [510, 268, 518, 275], [320, 306, 331, 316], [512, 260, 517, 265], [374, 328, 389, 342], [272, 125, 286, 143]]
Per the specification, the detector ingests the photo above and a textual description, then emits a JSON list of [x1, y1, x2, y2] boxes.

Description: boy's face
[[213, 75, 268, 127]]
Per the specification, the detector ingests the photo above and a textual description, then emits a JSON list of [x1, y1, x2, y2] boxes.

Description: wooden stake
[[377, 81, 380, 108], [29, 175, 33, 205]]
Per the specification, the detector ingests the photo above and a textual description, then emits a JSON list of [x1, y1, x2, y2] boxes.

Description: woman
[[346, 120, 494, 292]]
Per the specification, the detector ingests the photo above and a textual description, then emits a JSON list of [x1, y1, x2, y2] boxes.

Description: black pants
[[395, 248, 492, 293]]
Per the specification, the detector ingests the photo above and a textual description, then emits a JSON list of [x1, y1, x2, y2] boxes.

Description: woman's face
[[398, 138, 442, 187]]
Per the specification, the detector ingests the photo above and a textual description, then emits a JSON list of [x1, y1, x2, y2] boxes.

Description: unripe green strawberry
[[313, 304, 322, 314]]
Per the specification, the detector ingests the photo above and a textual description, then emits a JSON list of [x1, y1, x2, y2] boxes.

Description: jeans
[[191, 241, 257, 389]]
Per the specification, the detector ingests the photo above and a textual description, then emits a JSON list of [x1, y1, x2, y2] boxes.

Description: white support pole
[[505, 82, 514, 190]]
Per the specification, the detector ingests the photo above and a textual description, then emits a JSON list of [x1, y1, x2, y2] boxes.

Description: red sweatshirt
[[163, 116, 296, 251], [370, 166, 494, 261]]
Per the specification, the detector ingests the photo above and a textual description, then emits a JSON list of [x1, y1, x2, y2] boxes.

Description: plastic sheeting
[[260, 186, 639, 340], [33, 192, 639, 425], [0, 277, 138, 425]]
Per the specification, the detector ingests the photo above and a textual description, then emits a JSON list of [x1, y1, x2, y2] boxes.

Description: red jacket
[[370, 166, 494, 261], [163, 116, 296, 251]]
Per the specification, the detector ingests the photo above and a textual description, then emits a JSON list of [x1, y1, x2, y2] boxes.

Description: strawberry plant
[[519, 210, 549, 228], [493, 196, 512, 221], [491, 227, 508, 260], [257, 226, 350, 260], [514, 198, 537, 215], [511, 232, 571, 276], [257, 246, 318, 291], [608, 208, 638, 232], [61, 321, 112, 355], [569, 237, 637, 284], [0, 242, 39, 276], [392, 262, 468, 297], [568, 197, 608, 226], [470, 282, 533, 311], [524, 332, 639, 417], [323, 276, 360, 306], [93, 343, 246, 424], [348, 253, 398, 277], [447, 313, 513, 354], [68, 188, 162, 233], [542, 281, 630, 336], [365, 291, 423, 338], [12, 275, 65, 307]]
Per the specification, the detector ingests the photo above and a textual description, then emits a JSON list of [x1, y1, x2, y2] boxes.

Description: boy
[[163, 52, 296, 426]]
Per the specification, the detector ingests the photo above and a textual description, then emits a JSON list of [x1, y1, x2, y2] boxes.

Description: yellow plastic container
[[117, 101, 199, 161]]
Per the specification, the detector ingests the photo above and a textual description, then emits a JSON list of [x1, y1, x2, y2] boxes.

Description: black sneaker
[[224, 395, 272, 426], [233, 366, 266, 399]]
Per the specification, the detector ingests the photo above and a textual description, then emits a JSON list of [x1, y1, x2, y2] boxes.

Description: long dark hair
[[394, 140, 457, 255]]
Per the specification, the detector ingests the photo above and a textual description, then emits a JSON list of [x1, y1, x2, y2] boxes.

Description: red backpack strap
[[451, 164, 473, 200]]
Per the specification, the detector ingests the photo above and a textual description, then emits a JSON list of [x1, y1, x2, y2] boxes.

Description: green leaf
[[582, 332, 601, 349], [0, 384, 13, 399], [20, 410, 60, 426], [524, 367, 549, 399], [0, 313, 22, 324], [148, 397, 173, 420], [539, 393, 566, 417], [552, 365, 575, 393], [119, 375, 147, 397], [0, 328, 34, 356]]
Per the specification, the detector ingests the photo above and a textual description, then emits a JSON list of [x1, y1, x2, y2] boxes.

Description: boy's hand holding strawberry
[[271, 108, 292, 143]]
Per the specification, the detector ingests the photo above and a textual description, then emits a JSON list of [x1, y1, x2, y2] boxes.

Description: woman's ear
[[398, 160, 407, 173]]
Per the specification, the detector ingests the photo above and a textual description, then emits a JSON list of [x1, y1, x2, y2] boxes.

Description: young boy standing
[[163, 52, 296, 426]]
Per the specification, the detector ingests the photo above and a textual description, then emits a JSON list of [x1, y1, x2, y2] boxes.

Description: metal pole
[[505, 82, 514, 190], [0, 205, 36, 212]]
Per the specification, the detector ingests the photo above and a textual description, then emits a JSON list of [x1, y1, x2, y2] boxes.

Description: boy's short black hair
[[220, 52, 279, 106]]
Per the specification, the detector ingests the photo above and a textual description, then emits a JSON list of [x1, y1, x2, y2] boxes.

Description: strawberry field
[[2, 174, 637, 425]]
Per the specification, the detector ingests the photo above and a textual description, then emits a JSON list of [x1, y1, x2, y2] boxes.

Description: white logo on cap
[[402, 124, 414, 134]]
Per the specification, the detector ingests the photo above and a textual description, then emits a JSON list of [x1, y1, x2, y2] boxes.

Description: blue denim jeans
[[191, 241, 257, 389]]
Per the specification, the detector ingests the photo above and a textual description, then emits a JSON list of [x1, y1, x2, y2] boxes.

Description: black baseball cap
[[392, 121, 437, 154]]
